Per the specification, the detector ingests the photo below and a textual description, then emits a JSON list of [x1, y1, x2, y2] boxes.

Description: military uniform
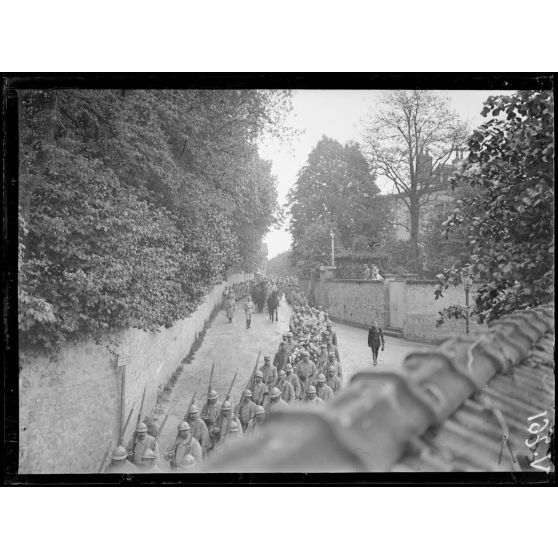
[[327, 374, 343, 394], [201, 399, 222, 429], [104, 446, 138, 473], [327, 344, 341, 362], [267, 397, 289, 413], [275, 377, 296, 404], [187, 415, 210, 456], [285, 370, 301, 399], [126, 433, 161, 465], [165, 436, 202, 469], [327, 359, 343, 378], [295, 359, 317, 385], [259, 362, 278, 389], [273, 343, 288, 372], [251, 380, 269, 407], [316, 383, 334, 402], [235, 399, 258, 431]]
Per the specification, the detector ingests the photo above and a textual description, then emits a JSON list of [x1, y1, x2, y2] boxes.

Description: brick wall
[[19, 273, 252, 474]]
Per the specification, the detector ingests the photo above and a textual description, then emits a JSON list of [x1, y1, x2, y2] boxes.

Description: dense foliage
[[436, 90, 554, 323], [287, 136, 390, 271], [266, 250, 297, 276], [18, 89, 291, 350]]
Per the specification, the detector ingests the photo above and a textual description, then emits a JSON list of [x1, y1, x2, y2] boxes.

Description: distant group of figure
[[103, 276, 347, 474]]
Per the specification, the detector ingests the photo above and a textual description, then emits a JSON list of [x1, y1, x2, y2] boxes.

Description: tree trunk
[[409, 199, 420, 273]]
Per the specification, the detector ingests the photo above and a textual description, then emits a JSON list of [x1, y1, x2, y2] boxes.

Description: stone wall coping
[[406, 279, 483, 286], [325, 279, 384, 284]]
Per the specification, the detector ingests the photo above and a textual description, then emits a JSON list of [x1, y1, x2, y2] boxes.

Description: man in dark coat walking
[[367, 319, 385, 366]]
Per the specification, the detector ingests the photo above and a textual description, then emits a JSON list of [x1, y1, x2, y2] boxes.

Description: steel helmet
[[327, 365, 336, 373], [229, 419, 240, 432], [317, 374, 326, 382], [271, 387, 282, 398], [255, 406, 265, 416], [278, 369, 286, 376], [328, 351, 336, 357], [180, 454, 196, 468], [264, 354, 271, 360], [208, 389, 218, 400], [243, 389, 253, 398], [177, 421, 190, 431], [222, 400, 232, 411], [307, 385, 317, 394], [111, 445, 128, 461], [285, 363, 293, 371], [255, 370, 264, 379], [188, 404, 199, 414], [136, 421, 148, 433], [142, 449, 156, 460]]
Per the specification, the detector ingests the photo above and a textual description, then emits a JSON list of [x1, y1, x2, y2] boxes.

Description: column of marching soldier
[[102, 279, 342, 473]]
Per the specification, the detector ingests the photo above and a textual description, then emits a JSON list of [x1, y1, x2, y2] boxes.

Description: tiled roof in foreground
[[203, 304, 555, 473]]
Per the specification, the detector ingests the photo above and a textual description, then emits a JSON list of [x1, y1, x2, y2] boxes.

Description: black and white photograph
[[3, 76, 554, 480]]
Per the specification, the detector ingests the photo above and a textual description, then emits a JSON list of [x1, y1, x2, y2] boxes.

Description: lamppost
[[461, 269, 474, 335], [330, 230, 335, 267]]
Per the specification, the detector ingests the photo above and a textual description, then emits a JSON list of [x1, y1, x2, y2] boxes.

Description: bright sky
[[258, 89, 510, 259]]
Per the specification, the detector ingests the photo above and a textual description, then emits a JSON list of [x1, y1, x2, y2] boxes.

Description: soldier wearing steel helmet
[[327, 352, 343, 378], [315, 373, 334, 402], [126, 421, 161, 465], [326, 338, 340, 363], [326, 365, 343, 394], [284, 363, 302, 400], [187, 404, 210, 458], [201, 389, 222, 429], [138, 448, 162, 473], [266, 386, 289, 412], [214, 415, 243, 454], [316, 343, 329, 373], [275, 368, 296, 404], [234, 389, 257, 432], [104, 445, 138, 473], [326, 322, 338, 346], [259, 354, 278, 390], [177, 453, 197, 472], [164, 420, 202, 469], [295, 350, 317, 387], [303, 384, 324, 406], [212, 400, 240, 443], [246, 405, 266, 435], [251, 370, 269, 407]]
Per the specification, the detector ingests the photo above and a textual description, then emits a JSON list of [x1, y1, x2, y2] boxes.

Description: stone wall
[[313, 279, 386, 328], [404, 280, 487, 342], [312, 275, 487, 343], [19, 272, 252, 474]]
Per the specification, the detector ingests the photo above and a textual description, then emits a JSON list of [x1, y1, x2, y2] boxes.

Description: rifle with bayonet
[[151, 414, 169, 449], [203, 362, 215, 422], [245, 351, 261, 393], [129, 383, 147, 463], [217, 370, 238, 442], [98, 404, 135, 473], [97, 440, 114, 473]]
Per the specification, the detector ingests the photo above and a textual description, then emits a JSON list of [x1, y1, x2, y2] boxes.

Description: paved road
[[333, 320, 429, 381], [154, 300, 429, 462], [156, 298, 291, 458]]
